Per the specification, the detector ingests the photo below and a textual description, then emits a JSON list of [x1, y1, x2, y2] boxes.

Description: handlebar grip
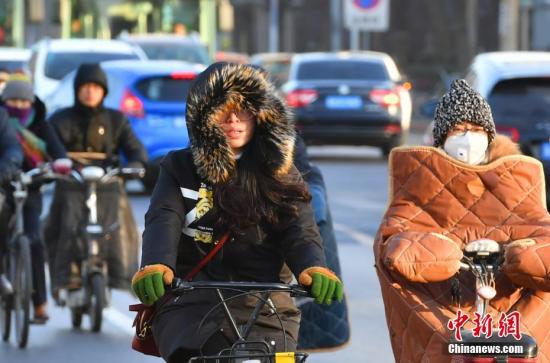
[[120, 168, 146, 178]]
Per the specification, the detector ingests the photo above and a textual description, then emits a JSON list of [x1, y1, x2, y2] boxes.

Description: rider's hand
[[52, 158, 73, 175], [0, 162, 19, 184], [465, 239, 500, 253], [131, 264, 174, 306], [299, 266, 343, 305]]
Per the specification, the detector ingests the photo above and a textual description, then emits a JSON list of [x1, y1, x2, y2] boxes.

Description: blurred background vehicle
[[46, 60, 205, 192], [0, 47, 30, 72], [250, 52, 293, 89], [28, 39, 147, 100], [119, 33, 211, 66], [215, 51, 250, 64], [282, 51, 412, 156]]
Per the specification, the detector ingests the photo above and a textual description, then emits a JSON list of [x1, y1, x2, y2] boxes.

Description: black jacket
[[1, 98, 66, 171], [48, 104, 147, 166], [144, 64, 325, 353], [144, 149, 325, 347], [0, 108, 23, 167], [142, 149, 325, 281]]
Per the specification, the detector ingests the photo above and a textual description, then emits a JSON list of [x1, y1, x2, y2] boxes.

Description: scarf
[[8, 110, 49, 168]]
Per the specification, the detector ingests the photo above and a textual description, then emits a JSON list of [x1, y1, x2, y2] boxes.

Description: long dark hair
[[213, 135, 310, 232]]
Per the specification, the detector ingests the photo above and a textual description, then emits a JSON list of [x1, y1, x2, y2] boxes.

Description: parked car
[[0, 47, 31, 72], [45, 60, 205, 192], [215, 51, 250, 64], [422, 51, 550, 202], [28, 38, 147, 100], [281, 52, 412, 155], [250, 52, 293, 89], [119, 33, 211, 66]]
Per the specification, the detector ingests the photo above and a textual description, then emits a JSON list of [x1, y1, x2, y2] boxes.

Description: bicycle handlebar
[[171, 278, 311, 297]]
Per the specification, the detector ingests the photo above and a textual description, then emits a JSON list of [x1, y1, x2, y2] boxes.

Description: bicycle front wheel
[[89, 274, 104, 333], [1, 252, 12, 341], [12, 235, 32, 348]]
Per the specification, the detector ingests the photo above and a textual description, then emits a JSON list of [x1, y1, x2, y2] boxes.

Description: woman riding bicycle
[[132, 62, 343, 363], [0, 74, 69, 324], [374, 79, 550, 362]]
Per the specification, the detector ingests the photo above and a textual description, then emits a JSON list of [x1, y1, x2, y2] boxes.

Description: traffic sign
[[345, 0, 390, 32]]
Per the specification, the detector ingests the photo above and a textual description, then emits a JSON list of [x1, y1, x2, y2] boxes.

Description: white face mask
[[444, 131, 489, 165]]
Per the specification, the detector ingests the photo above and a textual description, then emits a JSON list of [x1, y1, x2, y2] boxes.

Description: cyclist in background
[[131, 62, 343, 363], [0, 105, 22, 298], [45, 63, 146, 301], [0, 74, 68, 323]]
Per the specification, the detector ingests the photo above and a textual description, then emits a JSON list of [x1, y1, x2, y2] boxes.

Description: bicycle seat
[[80, 166, 105, 182]]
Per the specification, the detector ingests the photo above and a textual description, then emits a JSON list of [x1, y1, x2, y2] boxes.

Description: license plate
[[325, 96, 362, 110], [541, 142, 550, 160]]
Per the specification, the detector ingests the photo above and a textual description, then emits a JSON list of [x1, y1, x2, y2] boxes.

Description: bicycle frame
[[171, 279, 310, 362], [2, 167, 50, 348]]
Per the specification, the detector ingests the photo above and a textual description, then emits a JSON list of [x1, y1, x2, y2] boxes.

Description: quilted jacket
[[374, 135, 550, 363]]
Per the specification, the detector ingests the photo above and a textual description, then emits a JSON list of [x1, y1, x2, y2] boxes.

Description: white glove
[[465, 239, 501, 253]]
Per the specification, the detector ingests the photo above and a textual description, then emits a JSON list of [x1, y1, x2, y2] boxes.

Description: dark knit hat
[[73, 63, 108, 95], [2, 73, 35, 102], [432, 79, 495, 147]]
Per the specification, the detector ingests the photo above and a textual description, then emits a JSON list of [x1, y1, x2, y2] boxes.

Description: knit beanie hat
[[432, 79, 495, 147], [2, 73, 35, 102]]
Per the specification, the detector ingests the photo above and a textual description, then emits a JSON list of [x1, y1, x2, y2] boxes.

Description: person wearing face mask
[[373, 79, 550, 362], [131, 63, 343, 362], [0, 73, 70, 324]]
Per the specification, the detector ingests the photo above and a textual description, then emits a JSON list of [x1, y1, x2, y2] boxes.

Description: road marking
[[104, 307, 135, 336], [333, 222, 375, 246]]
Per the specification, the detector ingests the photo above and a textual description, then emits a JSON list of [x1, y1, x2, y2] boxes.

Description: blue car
[[46, 60, 206, 191]]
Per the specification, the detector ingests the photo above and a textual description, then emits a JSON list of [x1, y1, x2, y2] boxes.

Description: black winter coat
[[142, 149, 325, 346], [142, 149, 325, 280], [48, 104, 147, 166]]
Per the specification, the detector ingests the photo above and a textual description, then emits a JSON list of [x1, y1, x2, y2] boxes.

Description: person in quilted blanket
[[374, 79, 550, 362]]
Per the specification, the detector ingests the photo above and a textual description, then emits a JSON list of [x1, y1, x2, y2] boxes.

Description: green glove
[[298, 266, 344, 305], [131, 264, 174, 306]]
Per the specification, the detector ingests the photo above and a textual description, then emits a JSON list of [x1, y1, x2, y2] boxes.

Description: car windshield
[[296, 60, 388, 81], [135, 76, 194, 102], [488, 78, 550, 124], [0, 60, 27, 72], [45, 52, 139, 80], [260, 60, 291, 88], [137, 42, 210, 65]]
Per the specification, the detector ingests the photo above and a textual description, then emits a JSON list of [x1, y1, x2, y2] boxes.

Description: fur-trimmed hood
[[185, 62, 295, 184]]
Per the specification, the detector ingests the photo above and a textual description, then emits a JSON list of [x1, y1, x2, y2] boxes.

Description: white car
[[0, 47, 31, 72], [28, 38, 147, 100]]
